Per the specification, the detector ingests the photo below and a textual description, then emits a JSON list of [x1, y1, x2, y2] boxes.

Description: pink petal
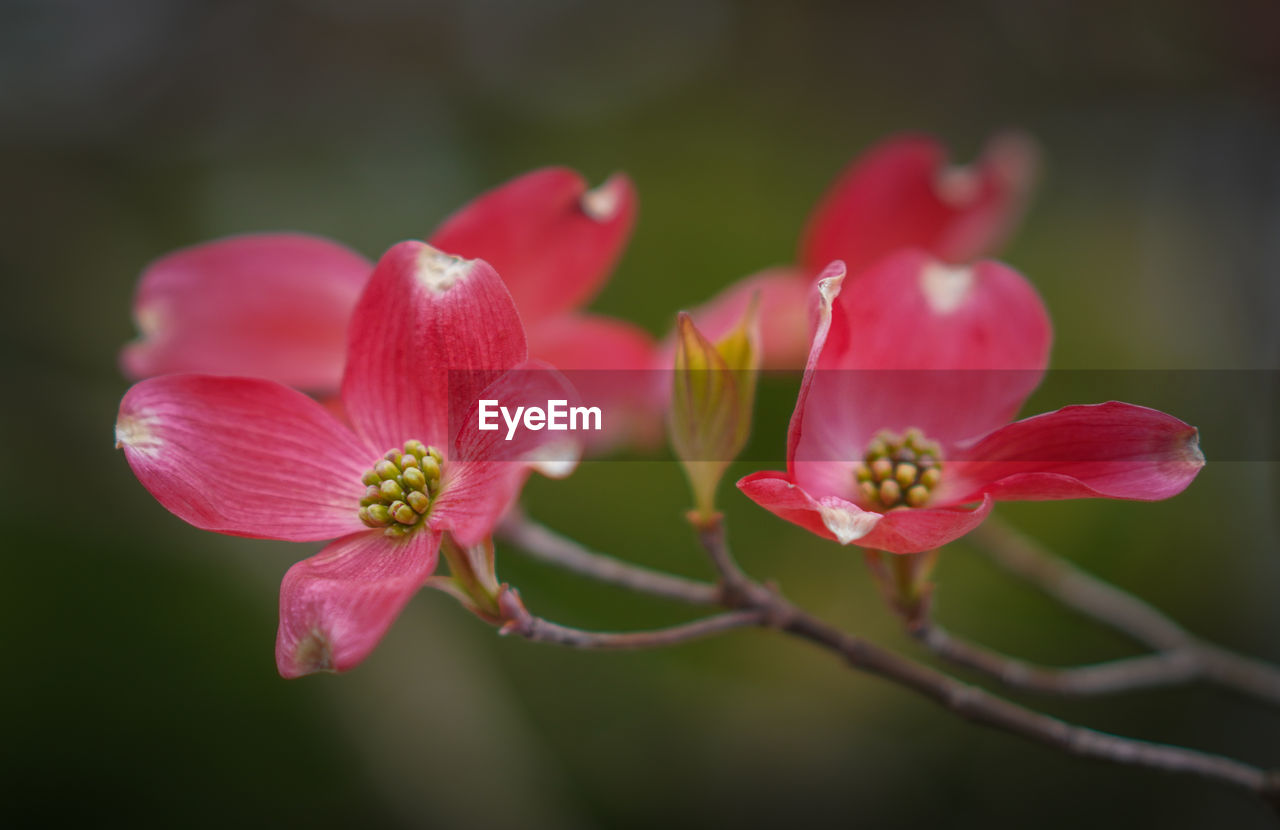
[[429, 168, 636, 324], [527, 314, 656, 372], [528, 314, 663, 450], [737, 471, 995, 554], [941, 402, 1206, 503], [116, 375, 376, 541], [793, 251, 1051, 476], [782, 263, 851, 492], [738, 471, 882, 544], [823, 251, 1050, 375], [683, 267, 815, 370], [275, 528, 440, 678], [799, 131, 1039, 276], [852, 496, 994, 554], [120, 233, 371, 391], [341, 241, 528, 452], [432, 362, 582, 545]]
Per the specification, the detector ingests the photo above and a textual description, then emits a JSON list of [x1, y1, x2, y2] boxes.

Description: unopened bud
[[668, 297, 760, 524]]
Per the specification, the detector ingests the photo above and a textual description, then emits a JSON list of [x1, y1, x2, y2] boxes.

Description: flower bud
[[668, 295, 760, 524], [427, 536, 503, 624]]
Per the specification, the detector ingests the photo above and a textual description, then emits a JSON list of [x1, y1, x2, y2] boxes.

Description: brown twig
[[497, 513, 720, 606], [693, 516, 748, 587], [778, 606, 1277, 802], [970, 520, 1189, 650], [969, 519, 1280, 706], [501, 513, 1280, 807], [497, 588, 765, 649], [914, 623, 1201, 695], [692, 524, 1280, 807]]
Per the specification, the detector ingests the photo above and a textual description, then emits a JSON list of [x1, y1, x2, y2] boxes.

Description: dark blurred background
[[3, 0, 1279, 827]]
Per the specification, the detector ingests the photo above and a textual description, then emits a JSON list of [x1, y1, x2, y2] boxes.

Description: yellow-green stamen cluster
[[853, 428, 943, 510], [358, 440, 443, 537]]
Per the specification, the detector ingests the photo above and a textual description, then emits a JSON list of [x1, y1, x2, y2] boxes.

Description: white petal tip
[[1182, 428, 1206, 468], [114, 411, 160, 454], [416, 246, 476, 292], [920, 261, 974, 314], [818, 503, 880, 545], [581, 174, 627, 222], [288, 629, 337, 677], [134, 302, 165, 337], [816, 263, 847, 304]]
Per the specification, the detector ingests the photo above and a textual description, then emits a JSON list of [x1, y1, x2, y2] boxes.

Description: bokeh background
[[3, 1, 1278, 827]]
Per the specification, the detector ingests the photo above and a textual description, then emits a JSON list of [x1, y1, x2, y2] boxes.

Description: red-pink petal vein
[[432, 361, 582, 545], [341, 241, 528, 453], [737, 471, 882, 545], [784, 261, 848, 466], [943, 402, 1205, 503], [529, 314, 663, 450], [527, 314, 656, 373], [117, 375, 376, 541], [121, 233, 371, 391], [800, 252, 1050, 453], [799, 132, 1039, 276], [276, 529, 441, 678], [430, 168, 637, 324], [737, 471, 994, 554], [849, 496, 995, 554]]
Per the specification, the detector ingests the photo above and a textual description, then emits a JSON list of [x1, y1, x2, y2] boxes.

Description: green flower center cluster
[[358, 440, 443, 537], [853, 428, 943, 510]]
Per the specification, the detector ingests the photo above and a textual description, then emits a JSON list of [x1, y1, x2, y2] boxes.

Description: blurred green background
[[3, 1, 1278, 827]]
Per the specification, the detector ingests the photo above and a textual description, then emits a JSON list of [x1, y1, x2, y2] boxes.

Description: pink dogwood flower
[[121, 167, 654, 390], [688, 132, 1039, 367], [737, 253, 1204, 554], [116, 241, 575, 677]]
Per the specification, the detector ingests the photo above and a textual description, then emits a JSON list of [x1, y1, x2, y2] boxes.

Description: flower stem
[[500, 511, 1280, 807], [496, 512, 719, 606], [499, 601, 766, 650], [692, 522, 1280, 808], [969, 518, 1280, 706], [913, 623, 1202, 694]]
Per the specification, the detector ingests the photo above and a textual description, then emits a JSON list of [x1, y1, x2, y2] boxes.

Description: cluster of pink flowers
[[115, 133, 1203, 677]]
